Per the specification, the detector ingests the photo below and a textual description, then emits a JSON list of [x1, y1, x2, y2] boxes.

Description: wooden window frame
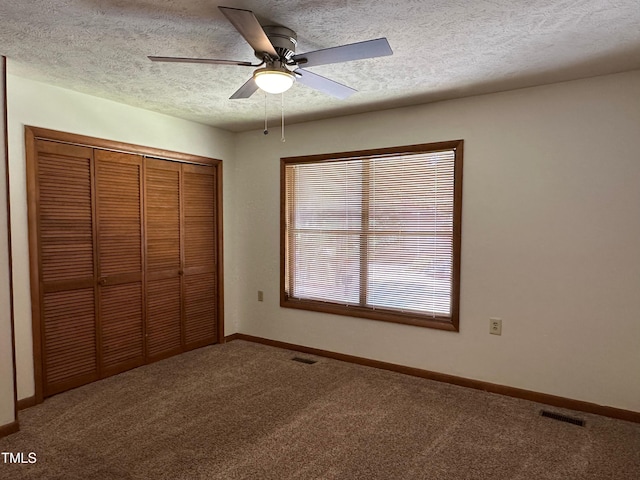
[[280, 140, 463, 332]]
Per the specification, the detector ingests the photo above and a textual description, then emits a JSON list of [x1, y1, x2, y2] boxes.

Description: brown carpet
[[1, 340, 639, 479]]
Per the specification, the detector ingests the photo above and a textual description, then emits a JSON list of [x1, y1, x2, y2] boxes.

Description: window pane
[[368, 153, 455, 233], [291, 232, 360, 304], [287, 160, 362, 304], [366, 151, 455, 316], [367, 234, 452, 315], [292, 160, 362, 230]]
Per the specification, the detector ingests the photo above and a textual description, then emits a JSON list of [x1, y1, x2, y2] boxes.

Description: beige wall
[[0, 57, 16, 427], [233, 70, 640, 412], [4, 66, 639, 414], [6, 67, 238, 401]]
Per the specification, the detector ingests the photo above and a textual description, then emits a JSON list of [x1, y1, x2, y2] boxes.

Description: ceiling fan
[[149, 6, 393, 100]]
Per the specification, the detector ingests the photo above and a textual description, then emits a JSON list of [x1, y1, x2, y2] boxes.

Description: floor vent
[[292, 357, 317, 365], [540, 410, 586, 427]]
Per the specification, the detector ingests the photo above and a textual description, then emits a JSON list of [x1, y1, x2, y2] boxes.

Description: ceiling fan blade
[[295, 69, 356, 100], [148, 56, 254, 66], [230, 77, 260, 99], [219, 6, 278, 59], [293, 38, 392, 68]]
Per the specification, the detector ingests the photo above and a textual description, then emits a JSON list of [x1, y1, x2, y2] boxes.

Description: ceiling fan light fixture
[[253, 67, 295, 94]]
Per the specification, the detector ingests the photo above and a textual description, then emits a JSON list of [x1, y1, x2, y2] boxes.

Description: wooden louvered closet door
[[183, 164, 218, 348], [28, 128, 221, 401], [145, 159, 182, 360], [94, 150, 145, 376], [36, 140, 99, 397]]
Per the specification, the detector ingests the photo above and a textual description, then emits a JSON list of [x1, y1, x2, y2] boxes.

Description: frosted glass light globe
[[254, 68, 295, 94]]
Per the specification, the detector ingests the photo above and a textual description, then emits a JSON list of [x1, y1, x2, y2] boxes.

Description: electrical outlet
[[257, 290, 264, 302], [490, 318, 502, 335]]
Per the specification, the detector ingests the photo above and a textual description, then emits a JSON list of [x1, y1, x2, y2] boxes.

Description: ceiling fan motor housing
[[259, 25, 297, 61]]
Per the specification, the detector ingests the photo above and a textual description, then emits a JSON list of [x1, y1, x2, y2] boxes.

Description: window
[[281, 140, 463, 331]]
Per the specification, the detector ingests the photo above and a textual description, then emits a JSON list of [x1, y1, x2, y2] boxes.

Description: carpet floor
[[1, 340, 639, 479]]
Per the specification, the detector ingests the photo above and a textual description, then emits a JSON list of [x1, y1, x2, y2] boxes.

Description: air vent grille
[[292, 357, 317, 365], [540, 410, 585, 427]]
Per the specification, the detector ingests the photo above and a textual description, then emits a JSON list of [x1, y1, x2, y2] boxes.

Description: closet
[[27, 127, 222, 400]]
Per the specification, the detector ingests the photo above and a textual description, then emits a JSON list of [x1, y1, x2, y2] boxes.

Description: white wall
[[6, 66, 238, 401], [6, 66, 639, 413], [233, 70, 640, 412], [0, 57, 17, 427]]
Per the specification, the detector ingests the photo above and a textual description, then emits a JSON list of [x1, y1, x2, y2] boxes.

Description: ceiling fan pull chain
[[263, 92, 269, 135], [281, 93, 286, 143]]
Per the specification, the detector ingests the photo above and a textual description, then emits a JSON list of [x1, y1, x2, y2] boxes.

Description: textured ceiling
[[1, 0, 639, 132]]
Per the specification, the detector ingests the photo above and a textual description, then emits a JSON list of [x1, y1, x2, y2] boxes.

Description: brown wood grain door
[[145, 158, 183, 360], [28, 127, 223, 401], [35, 140, 99, 397], [94, 150, 145, 376], [182, 164, 218, 349]]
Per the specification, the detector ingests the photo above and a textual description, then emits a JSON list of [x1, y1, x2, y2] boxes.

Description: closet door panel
[[95, 151, 143, 278], [42, 288, 98, 396], [183, 166, 216, 273], [145, 159, 182, 359], [146, 160, 181, 273], [35, 140, 98, 395], [147, 276, 182, 358], [100, 282, 144, 374], [95, 150, 144, 373], [183, 164, 217, 348], [37, 141, 94, 286], [184, 272, 216, 346]]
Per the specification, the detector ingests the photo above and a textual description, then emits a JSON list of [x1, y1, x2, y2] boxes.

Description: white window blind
[[282, 141, 462, 330]]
